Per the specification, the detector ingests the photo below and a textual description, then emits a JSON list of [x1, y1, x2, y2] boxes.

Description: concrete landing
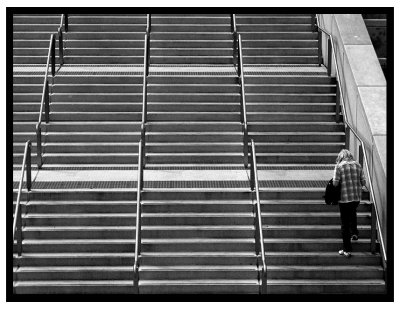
[[13, 165, 334, 189], [13, 64, 328, 74]]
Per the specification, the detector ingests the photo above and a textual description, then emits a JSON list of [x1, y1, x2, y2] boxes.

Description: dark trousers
[[339, 201, 359, 252]]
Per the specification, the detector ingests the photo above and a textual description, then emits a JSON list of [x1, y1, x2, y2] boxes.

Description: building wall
[[319, 14, 387, 252]]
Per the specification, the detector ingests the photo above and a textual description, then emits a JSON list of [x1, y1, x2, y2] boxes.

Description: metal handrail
[[133, 15, 151, 293], [231, 14, 237, 63], [315, 15, 387, 266], [249, 139, 267, 294], [133, 138, 144, 294], [35, 34, 56, 168], [13, 141, 32, 257], [57, 14, 65, 66], [237, 34, 249, 167]]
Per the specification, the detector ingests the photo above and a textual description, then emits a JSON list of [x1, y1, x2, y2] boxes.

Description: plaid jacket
[[333, 160, 366, 203]]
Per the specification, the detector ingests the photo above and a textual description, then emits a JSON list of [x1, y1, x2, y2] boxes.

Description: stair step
[[15, 239, 136, 253], [142, 213, 253, 225], [266, 279, 386, 294], [13, 280, 135, 294], [140, 279, 260, 294]]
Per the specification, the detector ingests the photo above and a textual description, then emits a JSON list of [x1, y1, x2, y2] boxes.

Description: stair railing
[[13, 141, 32, 257], [133, 138, 144, 294], [237, 34, 249, 167], [315, 14, 387, 275], [57, 14, 67, 66], [231, 14, 238, 64], [133, 14, 151, 294], [249, 139, 267, 294], [35, 34, 56, 168]]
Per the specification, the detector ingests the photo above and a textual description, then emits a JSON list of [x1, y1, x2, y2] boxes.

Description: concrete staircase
[[139, 188, 259, 294], [150, 14, 233, 64], [13, 74, 44, 164], [146, 75, 243, 164], [13, 14, 61, 165], [259, 185, 384, 293], [236, 14, 318, 64], [245, 74, 343, 164], [12, 13, 386, 295], [13, 189, 137, 293], [65, 14, 146, 64], [13, 14, 61, 65], [43, 73, 142, 165]]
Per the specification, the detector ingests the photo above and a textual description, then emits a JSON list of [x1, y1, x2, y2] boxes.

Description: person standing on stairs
[[333, 149, 366, 258]]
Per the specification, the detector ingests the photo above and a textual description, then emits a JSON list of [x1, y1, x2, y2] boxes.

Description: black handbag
[[323, 178, 341, 205]]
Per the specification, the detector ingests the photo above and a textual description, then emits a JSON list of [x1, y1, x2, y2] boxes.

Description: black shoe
[[351, 235, 358, 241]]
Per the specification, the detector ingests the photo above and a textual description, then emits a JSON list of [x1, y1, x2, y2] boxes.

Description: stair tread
[[139, 279, 259, 284], [14, 251, 378, 258], [21, 239, 136, 244], [15, 266, 133, 271], [43, 153, 138, 156], [259, 212, 370, 216], [143, 238, 255, 243], [140, 265, 257, 271], [263, 225, 370, 229], [25, 213, 136, 218], [14, 280, 135, 286], [25, 225, 252, 231], [266, 279, 385, 285], [142, 213, 253, 217], [25, 226, 136, 231]]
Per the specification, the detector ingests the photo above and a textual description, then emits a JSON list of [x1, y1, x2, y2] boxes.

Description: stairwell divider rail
[[230, 15, 249, 167], [231, 14, 238, 63], [133, 14, 151, 293], [35, 34, 56, 168], [13, 141, 32, 257], [249, 139, 267, 294], [315, 15, 387, 272], [237, 34, 249, 167], [57, 14, 66, 66]]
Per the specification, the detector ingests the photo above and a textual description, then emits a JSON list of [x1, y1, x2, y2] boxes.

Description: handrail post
[[146, 14, 151, 35], [36, 125, 42, 168], [58, 27, 64, 66], [51, 35, 55, 77], [45, 80, 50, 123], [140, 137, 145, 185], [26, 141, 32, 191], [231, 14, 237, 65], [371, 206, 377, 253], [313, 15, 317, 32], [16, 206, 22, 256], [238, 34, 242, 78], [327, 37, 332, 76], [359, 144, 364, 169], [318, 29, 322, 66], [254, 211, 261, 255], [335, 80, 341, 123], [243, 128, 248, 168], [261, 270, 267, 294], [65, 14, 68, 32], [345, 125, 350, 149], [146, 35, 150, 76], [133, 139, 144, 294], [250, 149, 255, 191]]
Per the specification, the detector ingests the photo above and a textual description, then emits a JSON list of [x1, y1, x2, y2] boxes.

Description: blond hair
[[336, 149, 354, 164]]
